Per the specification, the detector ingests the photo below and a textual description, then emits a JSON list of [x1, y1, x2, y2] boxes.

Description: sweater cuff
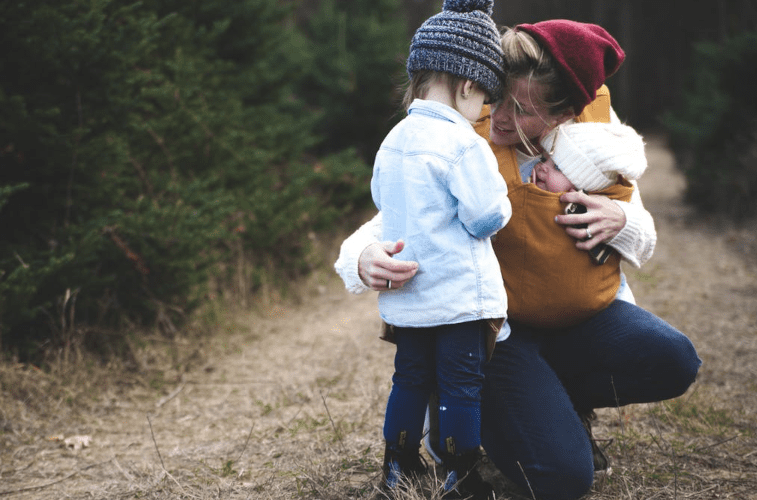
[[334, 213, 382, 294], [609, 200, 644, 268]]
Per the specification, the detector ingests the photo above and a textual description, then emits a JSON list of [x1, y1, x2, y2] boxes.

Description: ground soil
[[1, 136, 756, 499]]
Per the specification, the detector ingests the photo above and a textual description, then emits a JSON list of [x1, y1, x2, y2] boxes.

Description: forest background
[[1, 0, 756, 364]]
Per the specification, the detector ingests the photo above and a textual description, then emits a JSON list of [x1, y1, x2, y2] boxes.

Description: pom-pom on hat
[[516, 20, 625, 115], [407, 0, 505, 99], [540, 122, 647, 192]]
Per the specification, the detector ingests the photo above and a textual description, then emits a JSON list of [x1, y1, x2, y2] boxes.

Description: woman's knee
[[665, 333, 702, 397], [545, 469, 594, 500], [482, 423, 595, 500], [644, 314, 702, 396], [496, 459, 594, 500], [622, 305, 702, 399]]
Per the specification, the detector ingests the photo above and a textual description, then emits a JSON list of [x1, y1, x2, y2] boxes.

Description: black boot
[[425, 390, 442, 462], [382, 437, 428, 492], [441, 445, 496, 500], [579, 411, 612, 472]]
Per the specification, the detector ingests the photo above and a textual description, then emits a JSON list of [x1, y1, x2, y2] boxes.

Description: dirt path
[[1, 137, 756, 499]]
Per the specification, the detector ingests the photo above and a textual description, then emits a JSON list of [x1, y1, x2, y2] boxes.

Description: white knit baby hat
[[540, 122, 647, 192]]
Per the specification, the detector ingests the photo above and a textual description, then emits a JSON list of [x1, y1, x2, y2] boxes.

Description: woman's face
[[489, 77, 566, 148]]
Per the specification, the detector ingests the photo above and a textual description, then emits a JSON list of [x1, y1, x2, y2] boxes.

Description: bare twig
[[156, 381, 185, 408], [320, 390, 346, 453], [112, 457, 134, 482], [683, 484, 719, 498], [0, 460, 112, 497], [610, 375, 632, 469], [611, 375, 626, 433], [13, 252, 29, 269], [516, 461, 536, 500], [146, 414, 194, 498], [286, 407, 304, 427], [161, 470, 194, 498], [235, 422, 256, 463], [693, 435, 739, 453], [146, 413, 166, 470], [650, 407, 679, 499]]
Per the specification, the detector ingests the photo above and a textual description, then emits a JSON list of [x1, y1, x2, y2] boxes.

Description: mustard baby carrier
[[475, 87, 634, 328]]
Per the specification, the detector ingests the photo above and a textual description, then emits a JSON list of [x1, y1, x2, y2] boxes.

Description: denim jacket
[[371, 99, 511, 327]]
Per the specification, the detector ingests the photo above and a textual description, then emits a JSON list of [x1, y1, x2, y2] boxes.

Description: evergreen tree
[[297, 0, 408, 161], [664, 31, 757, 220], [0, 0, 373, 358]]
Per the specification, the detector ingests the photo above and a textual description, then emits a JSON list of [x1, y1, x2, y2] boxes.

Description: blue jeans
[[481, 300, 701, 500], [384, 321, 488, 454]]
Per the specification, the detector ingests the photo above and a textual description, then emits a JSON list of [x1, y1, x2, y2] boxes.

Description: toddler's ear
[[460, 80, 475, 98]]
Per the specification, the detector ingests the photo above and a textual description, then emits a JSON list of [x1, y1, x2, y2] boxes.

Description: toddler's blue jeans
[[383, 320, 488, 454], [481, 299, 701, 500]]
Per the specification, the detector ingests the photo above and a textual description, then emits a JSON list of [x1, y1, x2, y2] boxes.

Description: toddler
[[371, 0, 510, 497]]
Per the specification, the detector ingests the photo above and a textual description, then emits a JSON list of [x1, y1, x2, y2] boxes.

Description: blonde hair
[[499, 28, 574, 154], [500, 28, 572, 114], [401, 70, 466, 112]]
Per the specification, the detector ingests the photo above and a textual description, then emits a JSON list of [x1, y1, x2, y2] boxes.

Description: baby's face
[[531, 153, 576, 193]]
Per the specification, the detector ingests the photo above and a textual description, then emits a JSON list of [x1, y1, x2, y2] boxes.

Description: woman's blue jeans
[[384, 320, 488, 454], [481, 299, 701, 500]]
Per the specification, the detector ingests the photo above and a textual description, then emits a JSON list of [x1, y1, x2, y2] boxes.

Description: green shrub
[[0, 0, 382, 360], [663, 31, 757, 220], [297, 0, 408, 161]]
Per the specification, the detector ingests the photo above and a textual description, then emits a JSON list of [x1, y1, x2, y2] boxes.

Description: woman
[[335, 20, 701, 500]]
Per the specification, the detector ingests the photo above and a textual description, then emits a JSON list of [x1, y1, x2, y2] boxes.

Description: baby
[[531, 121, 647, 263], [532, 121, 647, 195]]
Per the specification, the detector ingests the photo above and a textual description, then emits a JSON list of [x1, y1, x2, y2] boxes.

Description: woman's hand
[[358, 240, 419, 291], [554, 191, 626, 250]]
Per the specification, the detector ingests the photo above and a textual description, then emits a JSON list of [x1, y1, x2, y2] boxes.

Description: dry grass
[[1, 135, 756, 499]]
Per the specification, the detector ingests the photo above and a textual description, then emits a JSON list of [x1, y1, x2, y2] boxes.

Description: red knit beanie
[[516, 20, 625, 115]]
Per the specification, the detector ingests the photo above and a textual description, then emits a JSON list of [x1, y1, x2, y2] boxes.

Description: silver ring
[[586, 227, 592, 239], [387, 279, 392, 289]]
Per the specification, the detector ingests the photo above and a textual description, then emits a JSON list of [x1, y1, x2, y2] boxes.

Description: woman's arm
[[606, 181, 657, 267], [554, 181, 656, 268], [333, 212, 419, 294], [553, 104, 656, 267]]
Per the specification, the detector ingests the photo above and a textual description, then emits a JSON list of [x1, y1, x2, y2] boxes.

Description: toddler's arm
[[451, 144, 511, 239]]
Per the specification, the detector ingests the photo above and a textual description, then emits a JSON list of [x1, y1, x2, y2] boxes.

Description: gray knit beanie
[[407, 0, 505, 99], [540, 122, 647, 192]]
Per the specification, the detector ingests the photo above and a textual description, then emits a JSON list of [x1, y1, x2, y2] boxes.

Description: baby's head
[[404, 0, 505, 110], [535, 122, 647, 193], [530, 153, 575, 193]]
